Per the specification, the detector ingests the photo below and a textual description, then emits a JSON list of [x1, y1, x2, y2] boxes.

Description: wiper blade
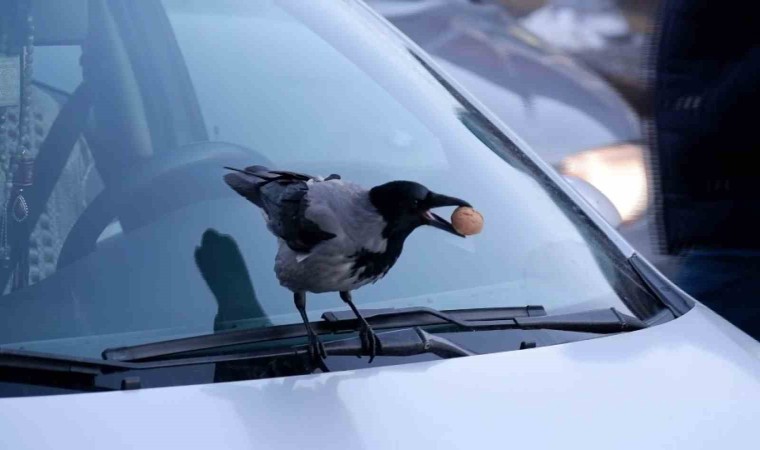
[[321, 306, 645, 333], [0, 347, 135, 392], [515, 307, 646, 333], [103, 306, 644, 363], [0, 347, 128, 375]]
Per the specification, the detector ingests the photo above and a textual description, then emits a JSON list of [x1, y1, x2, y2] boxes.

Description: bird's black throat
[[359, 180, 466, 283], [357, 181, 429, 282], [350, 234, 407, 283]]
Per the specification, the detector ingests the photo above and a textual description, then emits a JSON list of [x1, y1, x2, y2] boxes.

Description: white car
[[0, 1, 758, 449]]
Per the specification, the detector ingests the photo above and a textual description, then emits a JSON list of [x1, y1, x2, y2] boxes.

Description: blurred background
[[366, 0, 659, 261], [492, 0, 658, 116], [366, 0, 760, 338]]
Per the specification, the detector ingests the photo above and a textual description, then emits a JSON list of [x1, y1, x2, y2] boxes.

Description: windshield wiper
[[103, 306, 645, 363], [103, 306, 543, 361], [0, 307, 646, 391], [0, 329, 472, 392]]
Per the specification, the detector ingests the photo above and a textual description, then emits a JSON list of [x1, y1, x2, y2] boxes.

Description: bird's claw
[[315, 338, 327, 360], [359, 322, 382, 363], [306, 333, 329, 372]]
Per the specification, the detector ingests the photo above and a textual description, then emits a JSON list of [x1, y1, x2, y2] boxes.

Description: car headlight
[[559, 143, 648, 223]]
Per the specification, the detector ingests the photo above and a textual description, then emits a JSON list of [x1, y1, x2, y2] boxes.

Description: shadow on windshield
[[194, 228, 271, 332], [194, 228, 279, 382]]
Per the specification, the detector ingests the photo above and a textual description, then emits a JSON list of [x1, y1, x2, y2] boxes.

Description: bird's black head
[[369, 181, 471, 239]]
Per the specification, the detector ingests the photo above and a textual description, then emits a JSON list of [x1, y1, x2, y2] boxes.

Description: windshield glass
[[0, 0, 658, 359]]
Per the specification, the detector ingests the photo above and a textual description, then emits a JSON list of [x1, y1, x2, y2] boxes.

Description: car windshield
[[0, 0, 659, 359]]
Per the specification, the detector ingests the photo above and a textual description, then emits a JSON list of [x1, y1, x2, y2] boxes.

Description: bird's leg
[[294, 292, 328, 371], [340, 291, 381, 363]]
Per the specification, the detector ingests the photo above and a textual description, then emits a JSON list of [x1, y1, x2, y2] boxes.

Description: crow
[[223, 165, 471, 366]]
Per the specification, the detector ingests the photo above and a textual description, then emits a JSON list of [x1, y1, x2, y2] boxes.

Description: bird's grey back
[[224, 167, 337, 252], [304, 180, 388, 254], [276, 179, 391, 293]]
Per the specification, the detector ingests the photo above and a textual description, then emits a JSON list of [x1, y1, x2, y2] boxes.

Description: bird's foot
[[306, 332, 329, 372], [294, 292, 328, 372], [358, 321, 382, 363], [339, 290, 381, 363]]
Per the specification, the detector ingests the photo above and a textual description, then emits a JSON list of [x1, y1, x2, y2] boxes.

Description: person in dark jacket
[[651, 0, 760, 336]]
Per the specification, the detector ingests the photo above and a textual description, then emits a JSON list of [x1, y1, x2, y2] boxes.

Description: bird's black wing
[[261, 180, 337, 252], [224, 166, 337, 252], [267, 170, 314, 181]]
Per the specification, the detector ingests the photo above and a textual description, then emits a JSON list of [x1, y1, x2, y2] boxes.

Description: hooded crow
[[224, 165, 471, 366]]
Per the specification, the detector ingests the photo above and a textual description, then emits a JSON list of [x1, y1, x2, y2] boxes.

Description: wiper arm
[[322, 305, 545, 330], [325, 327, 476, 359], [103, 306, 644, 363]]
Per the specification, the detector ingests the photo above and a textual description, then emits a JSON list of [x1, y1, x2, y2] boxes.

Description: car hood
[[1, 303, 759, 449]]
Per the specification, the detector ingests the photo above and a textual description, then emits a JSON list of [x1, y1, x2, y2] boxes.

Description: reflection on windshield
[[0, 0, 658, 359]]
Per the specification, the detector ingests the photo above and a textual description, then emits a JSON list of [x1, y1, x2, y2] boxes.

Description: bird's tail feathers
[[223, 165, 272, 177], [223, 165, 321, 207], [223, 166, 274, 206]]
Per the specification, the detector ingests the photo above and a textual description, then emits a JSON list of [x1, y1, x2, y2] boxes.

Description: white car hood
[[2, 304, 759, 449]]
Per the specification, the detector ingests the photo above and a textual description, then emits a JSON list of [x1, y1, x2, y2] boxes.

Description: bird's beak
[[422, 193, 471, 237]]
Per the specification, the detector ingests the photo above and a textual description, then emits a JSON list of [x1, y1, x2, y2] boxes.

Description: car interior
[[1, 0, 268, 347]]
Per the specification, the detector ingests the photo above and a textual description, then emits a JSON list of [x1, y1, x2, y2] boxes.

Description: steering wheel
[[57, 141, 269, 269]]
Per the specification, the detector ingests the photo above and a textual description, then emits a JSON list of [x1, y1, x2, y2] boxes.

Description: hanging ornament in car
[[10, 150, 31, 222], [0, 2, 35, 283]]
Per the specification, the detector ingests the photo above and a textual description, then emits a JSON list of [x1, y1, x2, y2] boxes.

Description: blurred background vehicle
[[367, 0, 657, 259], [506, 0, 656, 115]]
